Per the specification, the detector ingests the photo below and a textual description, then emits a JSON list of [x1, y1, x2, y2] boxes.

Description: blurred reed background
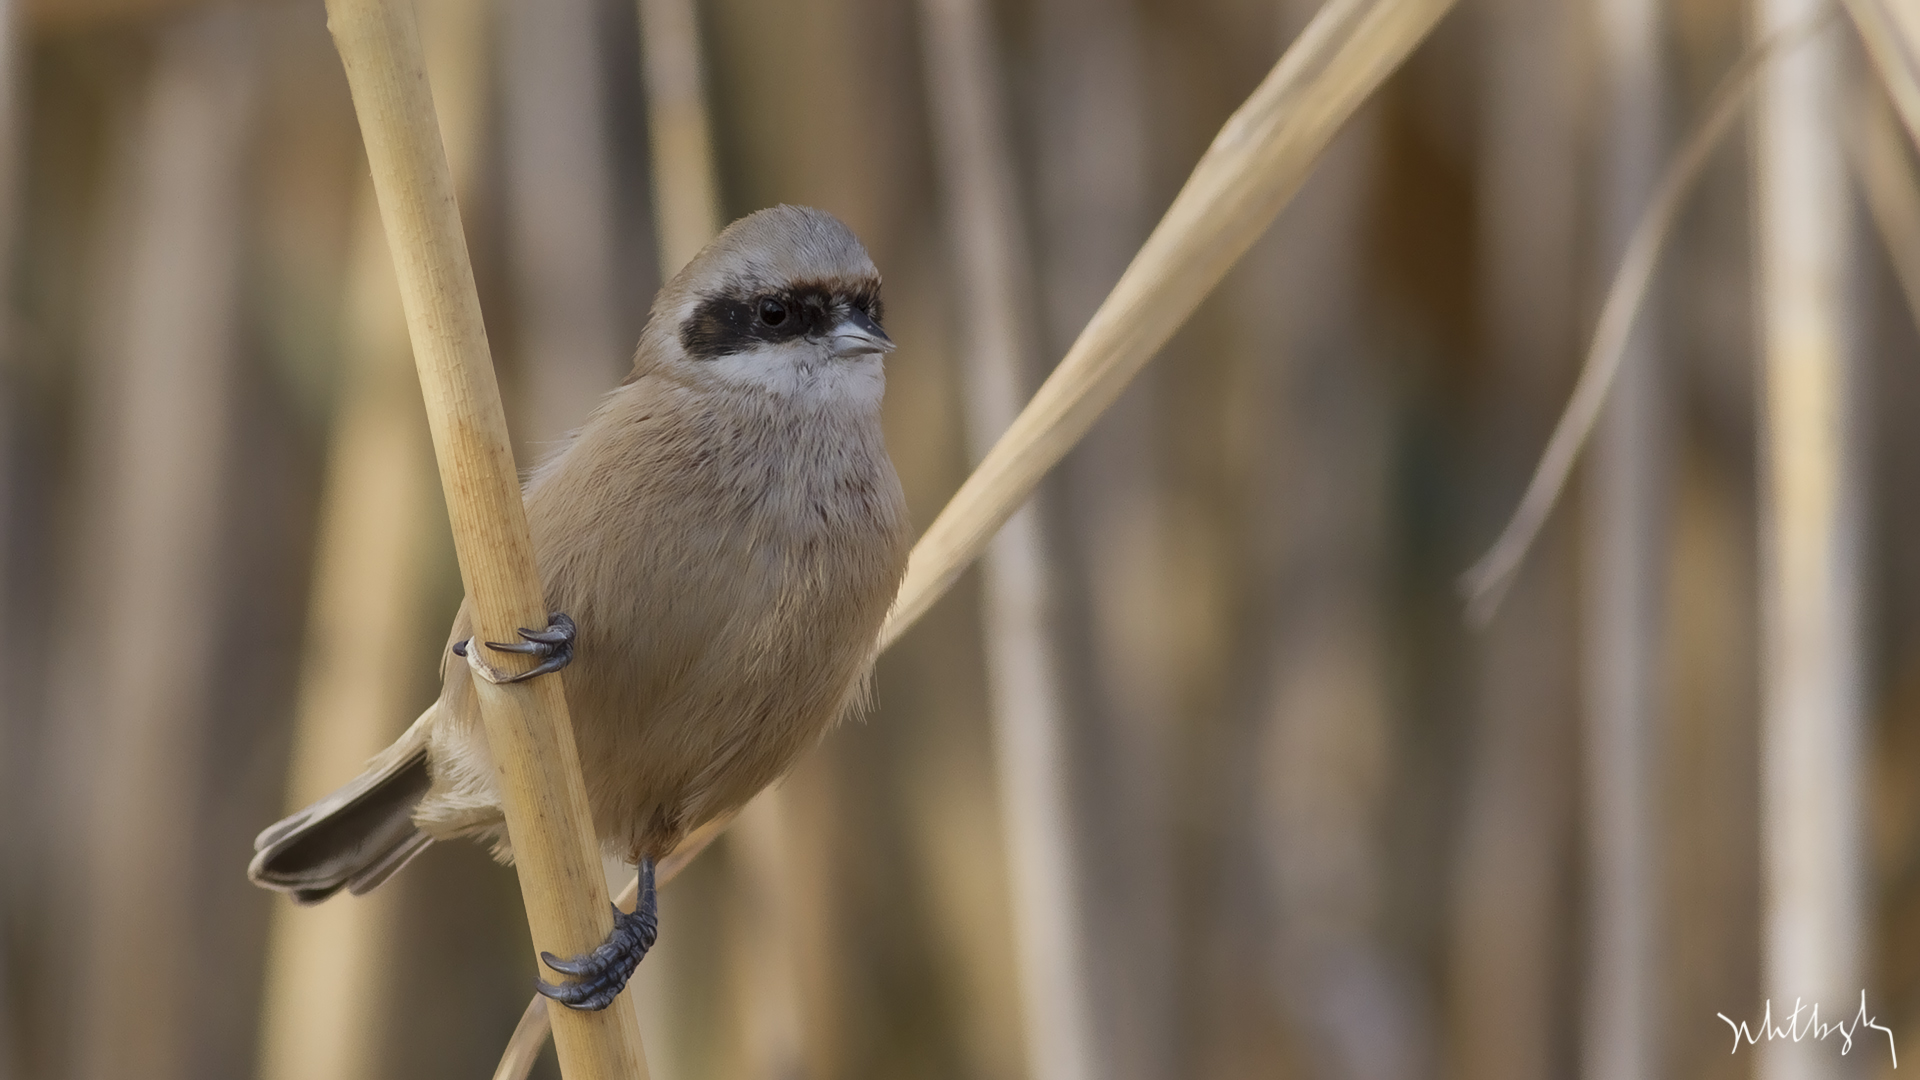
[[4, 0, 1920, 1077]]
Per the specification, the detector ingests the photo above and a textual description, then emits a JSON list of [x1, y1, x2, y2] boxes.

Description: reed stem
[[322, 0, 648, 1075], [1754, 0, 1864, 1070], [878, 0, 1457, 646]]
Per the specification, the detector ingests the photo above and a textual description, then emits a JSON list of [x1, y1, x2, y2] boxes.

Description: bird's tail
[[249, 706, 438, 905]]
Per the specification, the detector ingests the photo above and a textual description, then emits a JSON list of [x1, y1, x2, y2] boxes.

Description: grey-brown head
[[637, 206, 892, 402]]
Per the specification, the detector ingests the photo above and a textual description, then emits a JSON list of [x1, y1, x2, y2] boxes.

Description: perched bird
[[250, 205, 912, 1010]]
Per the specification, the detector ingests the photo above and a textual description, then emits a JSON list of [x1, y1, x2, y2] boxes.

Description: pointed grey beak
[[830, 307, 894, 358]]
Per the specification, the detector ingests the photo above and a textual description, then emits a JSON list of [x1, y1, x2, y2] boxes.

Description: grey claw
[[502, 654, 570, 682], [516, 624, 575, 646], [484, 612, 575, 684], [539, 946, 605, 978]]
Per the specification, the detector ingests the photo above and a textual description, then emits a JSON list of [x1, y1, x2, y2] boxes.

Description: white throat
[[699, 341, 887, 411]]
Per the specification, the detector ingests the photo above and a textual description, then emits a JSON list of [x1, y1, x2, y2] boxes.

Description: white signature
[[1717, 991, 1897, 1067]]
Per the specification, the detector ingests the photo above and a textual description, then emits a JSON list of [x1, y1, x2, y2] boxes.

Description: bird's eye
[[757, 298, 789, 327]]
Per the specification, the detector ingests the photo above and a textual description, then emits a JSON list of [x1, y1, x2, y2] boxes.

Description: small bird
[[250, 205, 912, 1011]]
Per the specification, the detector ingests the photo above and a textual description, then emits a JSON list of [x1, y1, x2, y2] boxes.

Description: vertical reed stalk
[[638, 0, 723, 278], [256, 3, 490, 1073], [1582, 0, 1667, 1077], [67, 17, 257, 1080], [500, 0, 623, 446], [726, 796, 807, 1078], [1028, 0, 1173, 1070], [255, 182, 429, 1080], [322, 0, 648, 1075], [631, 14, 725, 1072], [1753, 3, 1863, 1076], [1449, 0, 1582, 1075], [1240, 8, 1412, 1074], [917, 0, 1094, 1077]]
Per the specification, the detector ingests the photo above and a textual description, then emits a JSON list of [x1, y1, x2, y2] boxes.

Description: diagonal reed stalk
[[1855, 84, 1920, 331], [1846, 0, 1920, 150], [491, 0, 1457, 1072], [1847, 0, 1920, 337], [879, 0, 1455, 645], [1456, 13, 1832, 625], [322, 0, 650, 1077]]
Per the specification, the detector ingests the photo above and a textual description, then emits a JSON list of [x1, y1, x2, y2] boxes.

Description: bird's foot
[[452, 612, 575, 684], [535, 858, 657, 1011]]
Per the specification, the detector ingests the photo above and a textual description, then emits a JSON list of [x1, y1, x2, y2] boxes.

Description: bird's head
[[640, 205, 892, 405]]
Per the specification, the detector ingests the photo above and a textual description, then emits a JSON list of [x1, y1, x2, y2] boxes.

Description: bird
[[249, 205, 913, 1011]]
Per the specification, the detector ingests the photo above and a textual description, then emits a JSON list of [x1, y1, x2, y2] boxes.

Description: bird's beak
[[829, 307, 894, 359]]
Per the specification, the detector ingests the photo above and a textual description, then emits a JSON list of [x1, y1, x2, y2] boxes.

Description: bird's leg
[[454, 611, 575, 683], [535, 857, 659, 1011]]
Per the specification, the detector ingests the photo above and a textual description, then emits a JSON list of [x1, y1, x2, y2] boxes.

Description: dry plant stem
[[879, 0, 1458, 646], [1581, 0, 1666, 1074], [917, 0, 1096, 1078], [259, 8, 490, 1076], [322, 0, 648, 1077], [1855, 87, 1920, 330], [72, 21, 255, 1079], [257, 184, 428, 1080], [1846, 0, 1920, 150], [1756, 0, 1863, 1063], [500, 0, 624, 446], [638, 0, 723, 278], [1456, 13, 1832, 625]]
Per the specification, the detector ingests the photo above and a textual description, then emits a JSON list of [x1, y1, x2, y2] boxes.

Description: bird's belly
[[563, 530, 888, 861], [580, 631, 860, 860]]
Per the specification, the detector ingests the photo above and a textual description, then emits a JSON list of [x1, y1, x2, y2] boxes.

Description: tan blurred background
[[2, 0, 1918, 1077]]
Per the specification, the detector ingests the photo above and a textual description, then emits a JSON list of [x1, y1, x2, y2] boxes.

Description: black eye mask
[[680, 281, 884, 360]]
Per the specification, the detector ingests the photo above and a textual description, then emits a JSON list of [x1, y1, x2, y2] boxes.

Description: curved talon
[[535, 973, 632, 1011], [484, 612, 575, 684], [539, 940, 613, 977], [538, 923, 622, 976], [535, 981, 624, 1012]]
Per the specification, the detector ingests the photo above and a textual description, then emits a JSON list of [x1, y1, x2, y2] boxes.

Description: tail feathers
[[250, 742, 435, 905]]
